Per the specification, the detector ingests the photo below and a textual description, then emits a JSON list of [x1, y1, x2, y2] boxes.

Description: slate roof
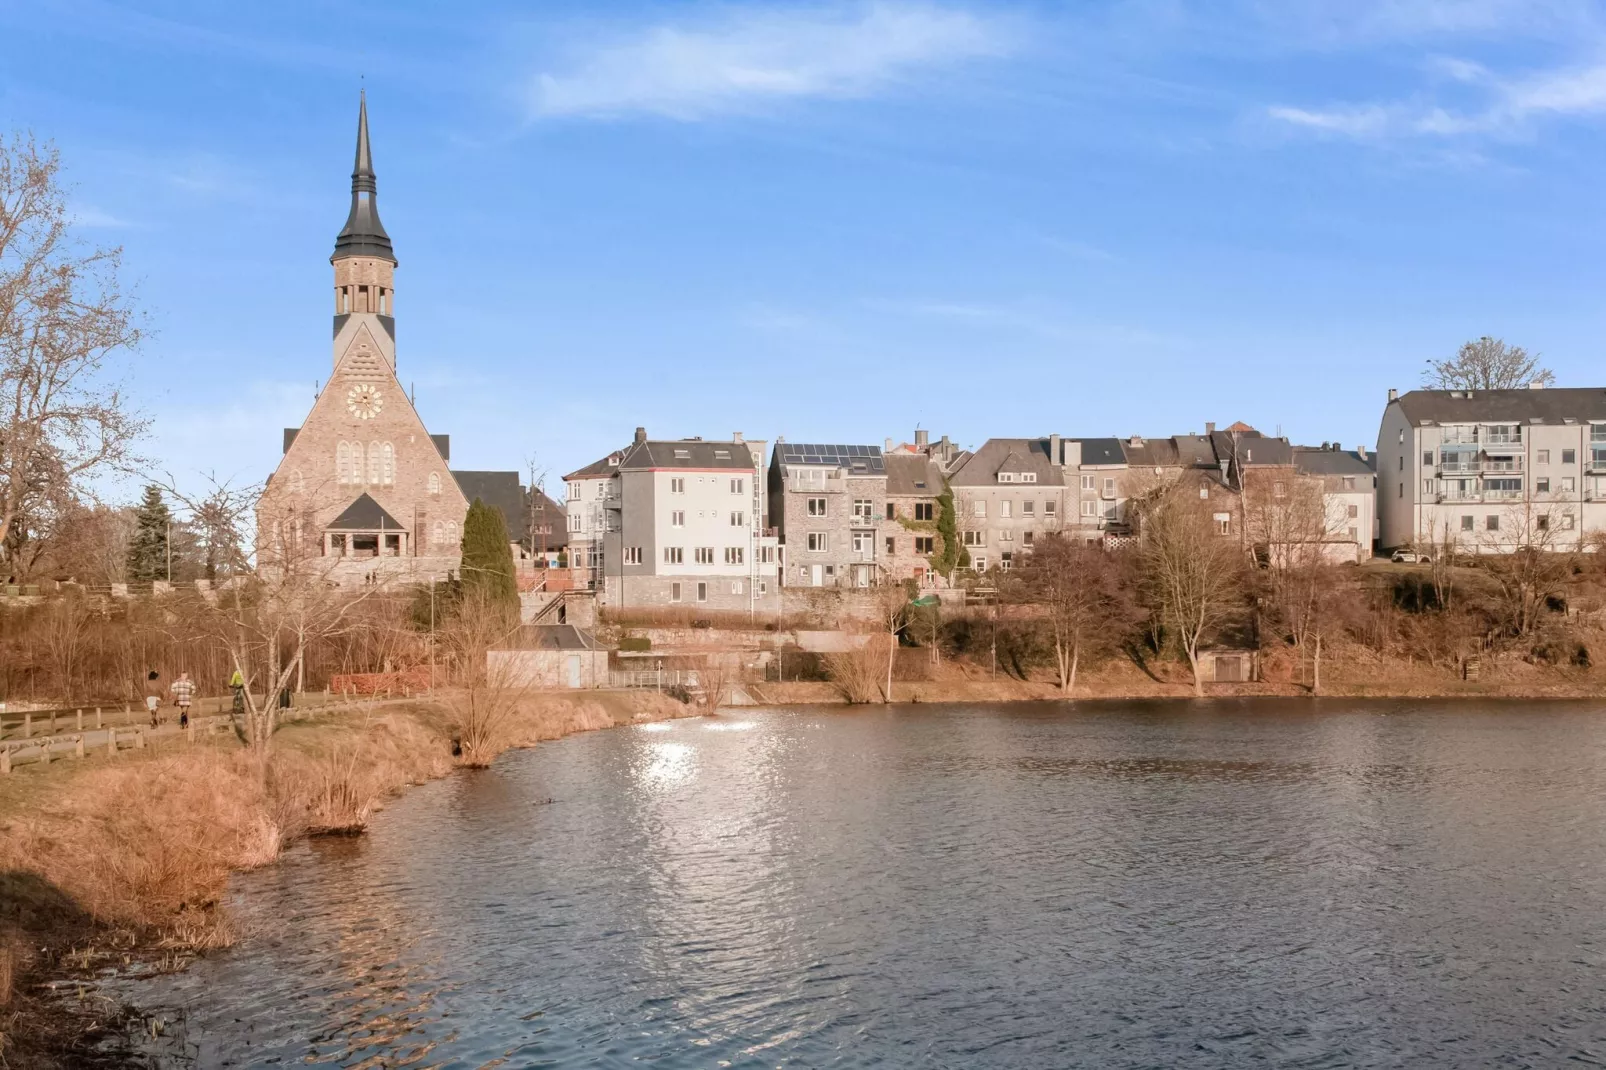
[[1393, 387, 1606, 426], [326, 493, 403, 531], [622, 440, 758, 470], [775, 443, 885, 474], [884, 453, 945, 496], [1211, 430, 1294, 466], [1293, 447, 1376, 477], [453, 470, 526, 541], [566, 439, 759, 480], [951, 438, 1067, 486], [1074, 437, 1126, 466]]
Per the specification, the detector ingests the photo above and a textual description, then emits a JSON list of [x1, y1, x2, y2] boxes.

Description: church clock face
[[346, 382, 383, 420]]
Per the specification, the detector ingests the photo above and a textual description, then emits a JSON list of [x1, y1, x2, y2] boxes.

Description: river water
[[113, 700, 1606, 1068]]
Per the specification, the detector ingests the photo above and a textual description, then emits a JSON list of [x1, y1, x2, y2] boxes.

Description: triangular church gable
[[335, 323, 390, 380]]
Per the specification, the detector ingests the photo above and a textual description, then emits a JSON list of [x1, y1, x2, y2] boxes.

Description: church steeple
[[331, 90, 395, 265]]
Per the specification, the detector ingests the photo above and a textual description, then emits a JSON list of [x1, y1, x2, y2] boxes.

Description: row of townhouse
[[1376, 386, 1606, 552], [561, 422, 1380, 609]]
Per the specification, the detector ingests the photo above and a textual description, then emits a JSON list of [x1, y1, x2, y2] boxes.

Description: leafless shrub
[[438, 587, 526, 766], [823, 640, 891, 704]]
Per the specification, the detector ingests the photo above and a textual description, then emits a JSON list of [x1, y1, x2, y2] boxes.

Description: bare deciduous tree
[[1135, 478, 1246, 696], [1424, 336, 1553, 391], [439, 586, 526, 766], [1482, 502, 1574, 637], [1007, 534, 1130, 696], [0, 134, 145, 571]]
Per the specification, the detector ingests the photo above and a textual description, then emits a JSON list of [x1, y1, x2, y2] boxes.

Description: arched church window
[[337, 442, 351, 485], [367, 441, 381, 485], [428, 472, 440, 496], [447, 520, 459, 548], [433, 520, 445, 547], [289, 469, 304, 495], [381, 442, 395, 485]]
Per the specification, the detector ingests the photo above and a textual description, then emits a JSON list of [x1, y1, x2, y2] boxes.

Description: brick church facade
[[257, 95, 520, 584]]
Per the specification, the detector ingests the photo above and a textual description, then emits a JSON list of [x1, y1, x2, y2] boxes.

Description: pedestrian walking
[[230, 668, 245, 714], [170, 671, 196, 729], [143, 670, 163, 727]]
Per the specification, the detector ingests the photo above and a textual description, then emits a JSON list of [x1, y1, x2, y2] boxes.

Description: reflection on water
[[114, 700, 1606, 1067]]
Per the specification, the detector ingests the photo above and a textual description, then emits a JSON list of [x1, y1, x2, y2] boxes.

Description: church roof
[[331, 91, 396, 264], [326, 493, 403, 531], [453, 471, 525, 540]]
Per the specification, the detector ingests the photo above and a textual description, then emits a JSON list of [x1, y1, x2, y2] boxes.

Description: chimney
[[1322, 441, 1330, 450], [1387, 388, 1398, 402], [940, 434, 951, 460], [1528, 381, 1545, 390], [915, 429, 929, 448], [1357, 444, 1367, 460], [634, 426, 647, 445], [1205, 421, 1216, 434], [732, 431, 744, 443], [1049, 434, 1061, 465], [1129, 434, 1144, 448], [884, 437, 894, 453]]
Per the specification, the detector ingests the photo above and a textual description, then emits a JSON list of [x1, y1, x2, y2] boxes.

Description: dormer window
[[1021, 472, 1037, 483], [714, 450, 731, 460], [999, 472, 1016, 483], [674, 449, 691, 460]]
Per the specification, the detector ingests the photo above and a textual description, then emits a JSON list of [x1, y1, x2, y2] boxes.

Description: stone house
[[769, 442, 888, 587], [948, 437, 1074, 574]]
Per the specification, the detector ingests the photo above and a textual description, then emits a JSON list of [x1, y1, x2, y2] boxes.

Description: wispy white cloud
[[1268, 57, 1606, 142], [874, 298, 1178, 347], [528, 2, 1015, 121]]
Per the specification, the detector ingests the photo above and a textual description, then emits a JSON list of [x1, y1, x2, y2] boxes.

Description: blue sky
[[6, 0, 1606, 497]]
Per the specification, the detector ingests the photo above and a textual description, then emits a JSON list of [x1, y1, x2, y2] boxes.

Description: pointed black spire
[[332, 90, 396, 264]]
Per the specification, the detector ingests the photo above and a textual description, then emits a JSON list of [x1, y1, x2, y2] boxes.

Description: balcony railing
[[1482, 488, 1524, 500], [1439, 461, 1480, 474], [1482, 458, 1524, 473]]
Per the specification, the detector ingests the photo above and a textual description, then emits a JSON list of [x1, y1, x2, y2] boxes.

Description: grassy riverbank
[[0, 689, 691, 1069]]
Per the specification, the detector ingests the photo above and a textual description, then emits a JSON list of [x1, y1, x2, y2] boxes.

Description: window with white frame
[[854, 499, 873, 521], [1022, 501, 1035, 517], [1103, 477, 1116, 497], [730, 511, 745, 526], [998, 472, 1016, 483], [807, 497, 827, 517], [1214, 513, 1231, 535], [732, 580, 744, 594], [567, 482, 579, 499], [670, 582, 682, 602], [972, 554, 987, 571], [725, 547, 744, 564], [730, 478, 744, 494], [1082, 475, 1095, 491], [962, 530, 985, 546], [671, 478, 685, 493], [1538, 478, 1551, 493], [1000, 529, 1014, 542], [695, 547, 714, 565], [1001, 501, 1013, 519], [1000, 552, 1014, 571], [623, 547, 643, 565], [1044, 500, 1056, 517], [760, 545, 775, 563], [1562, 477, 1577, 492], [852, 532, 872, 553], [1021, 472, 1037, 483], [671, 510, 684, 527], [568, 514, 582, 533], [696, 582, 708, 602], [807, 532, 828, 552], [974, 501, 986, 518], [1538, 450, 1551, 464], [1082, 500, 1097, 517], [664, 547, 684, 564]]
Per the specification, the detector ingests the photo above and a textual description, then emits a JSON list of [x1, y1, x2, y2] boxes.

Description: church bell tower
[[331, 90, 397, 373]]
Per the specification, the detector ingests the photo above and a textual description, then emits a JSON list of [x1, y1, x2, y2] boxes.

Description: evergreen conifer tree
[[459, 498, 518, 617], [126, 484, 172, 583]]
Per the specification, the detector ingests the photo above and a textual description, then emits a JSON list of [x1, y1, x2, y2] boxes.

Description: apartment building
[[768, 442, 888, 587], [564, 428, 779, 610], [1376, 387, 1606, 552], [1067, 437, 1129, 540]]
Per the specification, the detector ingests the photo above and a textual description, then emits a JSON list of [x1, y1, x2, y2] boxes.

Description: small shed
[[489, 625, 610, 690], [1198, 647, 1258, 684]]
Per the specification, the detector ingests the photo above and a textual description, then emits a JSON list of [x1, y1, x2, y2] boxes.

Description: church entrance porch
[[325, 531, 406, 558]]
